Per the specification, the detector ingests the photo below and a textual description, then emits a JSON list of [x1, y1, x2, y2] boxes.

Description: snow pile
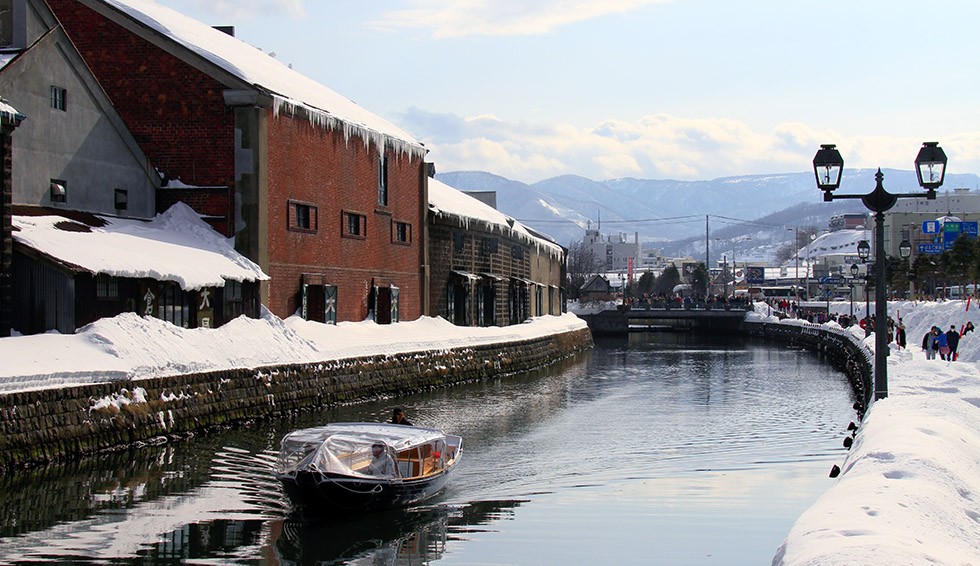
[[773, 299, 980, 564], [0, 311, 587, 393]]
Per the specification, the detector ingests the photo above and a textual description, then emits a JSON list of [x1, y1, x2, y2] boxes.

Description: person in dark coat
[[946, 325, 961, 361], [390, 407, 413, 426], [895, 318, 907, 349]]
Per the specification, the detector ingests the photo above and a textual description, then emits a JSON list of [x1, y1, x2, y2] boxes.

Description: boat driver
[[367, 442, 397, 477]]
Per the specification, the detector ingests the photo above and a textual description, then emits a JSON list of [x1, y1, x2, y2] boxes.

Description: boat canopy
[[276, 423, 454, 479]]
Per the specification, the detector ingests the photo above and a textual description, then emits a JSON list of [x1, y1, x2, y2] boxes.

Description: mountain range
[[435, 169, 980, 261]]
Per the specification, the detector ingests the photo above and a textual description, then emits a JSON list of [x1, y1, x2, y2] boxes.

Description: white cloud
[[400, 108, 980, 184], [370, 0, 671, 38]]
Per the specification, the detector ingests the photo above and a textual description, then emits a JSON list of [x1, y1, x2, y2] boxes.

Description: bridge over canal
[[577, 302, 752, 335]]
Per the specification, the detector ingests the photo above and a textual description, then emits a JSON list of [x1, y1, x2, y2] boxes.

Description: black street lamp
[[899, 239, 912, 299], [813, 142, 947, 401], [849, 263, 860, 317], [858, 240, 872, 339]]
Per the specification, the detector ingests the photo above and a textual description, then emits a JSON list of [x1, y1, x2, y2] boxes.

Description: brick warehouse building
[[45, 0, 428, 323], [428, 177, 565, 327]]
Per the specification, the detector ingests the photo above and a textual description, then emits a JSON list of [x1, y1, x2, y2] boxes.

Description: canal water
[[0, 332, 856, 565]]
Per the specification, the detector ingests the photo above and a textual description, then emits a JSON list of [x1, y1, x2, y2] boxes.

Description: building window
[[156, 283, 190, 328], [50, 179, 66, 203], [114, 188, 128, 210], [483, 238, 499, 255], [224, 280, 244, 319], [512, 245, 525, 260], [96, 274, 119, 300], [288, 200, 317, 232], [393, 220, 411, 244], [453, 231, 464, 253], [49, 86, 66, 111], [378, 153, 389, 206], [343, 211, 366, 239]]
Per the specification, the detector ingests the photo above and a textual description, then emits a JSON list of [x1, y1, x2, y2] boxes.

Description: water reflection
[[0, 333, 855, 565], [272, 500, 525, 565]]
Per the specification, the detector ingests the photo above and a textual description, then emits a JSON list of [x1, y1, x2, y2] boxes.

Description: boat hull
[[278, 469, 452, 513]]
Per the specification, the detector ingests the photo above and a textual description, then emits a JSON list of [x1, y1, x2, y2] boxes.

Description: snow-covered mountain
[[436, 169, 980, 256]]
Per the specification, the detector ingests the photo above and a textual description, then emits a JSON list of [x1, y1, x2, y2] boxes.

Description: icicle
[[270, 95, 427, 161]]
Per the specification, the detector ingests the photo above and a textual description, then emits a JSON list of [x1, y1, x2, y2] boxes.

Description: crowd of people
[[921, 323, 974, 361], [761, 297, 975, 362]]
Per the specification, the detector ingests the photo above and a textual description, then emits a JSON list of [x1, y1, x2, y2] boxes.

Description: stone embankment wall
[[745, 320, 873, 413], [0, 328, 593, 471]]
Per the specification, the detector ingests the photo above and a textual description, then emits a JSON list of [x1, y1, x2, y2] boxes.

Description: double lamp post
[[812, 141, 947, 401]]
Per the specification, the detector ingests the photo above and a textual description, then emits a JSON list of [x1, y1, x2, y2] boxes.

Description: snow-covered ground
[[764, 299, 980, 565], [0, 299, 977, 564]]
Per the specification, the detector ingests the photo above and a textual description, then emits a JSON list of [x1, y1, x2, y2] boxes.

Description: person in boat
[[390, 407, 413, 426], [366, 442, 397, 477]]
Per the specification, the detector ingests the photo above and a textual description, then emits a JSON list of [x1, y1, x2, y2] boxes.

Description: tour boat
[[274, 422, 463, 513]]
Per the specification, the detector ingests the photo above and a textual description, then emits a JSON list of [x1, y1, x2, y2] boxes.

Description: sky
[[152, 0, 980, 184]]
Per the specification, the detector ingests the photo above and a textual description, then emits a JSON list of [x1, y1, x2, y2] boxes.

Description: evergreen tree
[[653, 265, 681, 295], [946, 234, 974, 290]]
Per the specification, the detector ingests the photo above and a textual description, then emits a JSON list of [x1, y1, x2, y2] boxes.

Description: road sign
[[942, 221, 978, 250], [922, 220, 940, 234], [820, 276, 845, 285], [918, 243, 943, 254]]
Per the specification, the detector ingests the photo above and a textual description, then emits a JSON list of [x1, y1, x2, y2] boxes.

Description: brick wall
[[264, 115, 424, 321], [0, 327, 593, 470]]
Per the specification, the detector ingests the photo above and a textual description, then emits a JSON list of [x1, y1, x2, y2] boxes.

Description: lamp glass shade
[[899, 240, 912, 258], [851, 263, 860, 276], [915, 142, 947, 190], [813, 144, 844, 190], [857, 240, 871, 260]]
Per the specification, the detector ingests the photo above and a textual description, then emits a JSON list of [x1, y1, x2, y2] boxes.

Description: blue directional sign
[[922, 220, 940, 234], [917, 221, 978, 254], [942, 221, 978, 249]]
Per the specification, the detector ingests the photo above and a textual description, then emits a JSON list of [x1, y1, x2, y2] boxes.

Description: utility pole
[[705, 215, 710, 298]]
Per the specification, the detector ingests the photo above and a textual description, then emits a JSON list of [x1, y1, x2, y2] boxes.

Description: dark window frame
[[96, 274, 119, 300], [287, 199, 318, 233], [114, 188, 128, 210], [342, 210, 367, 239], [378, 151, 389, 207], [392, 220, 411, 245], [49, 85, 66, 111]]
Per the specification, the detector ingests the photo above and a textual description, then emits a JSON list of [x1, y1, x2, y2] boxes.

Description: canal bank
[[0, 315, 592, 471]]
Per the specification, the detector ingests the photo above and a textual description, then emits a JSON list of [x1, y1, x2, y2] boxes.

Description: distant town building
[[579, 274, 613, 302], [582, 228, 641, 272], [884, 188, 980, 259], [829, 213, 868, 231]]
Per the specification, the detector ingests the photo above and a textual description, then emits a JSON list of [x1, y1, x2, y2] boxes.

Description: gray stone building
[[0, 0, 158, 218]]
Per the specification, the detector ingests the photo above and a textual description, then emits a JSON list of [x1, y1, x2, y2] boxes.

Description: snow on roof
[[428, 177, 563, 255], [0, 97, 25, 123], [11, 202, 268, 290], [99, 0, 424, 157], [797, 228, 870, 261]]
